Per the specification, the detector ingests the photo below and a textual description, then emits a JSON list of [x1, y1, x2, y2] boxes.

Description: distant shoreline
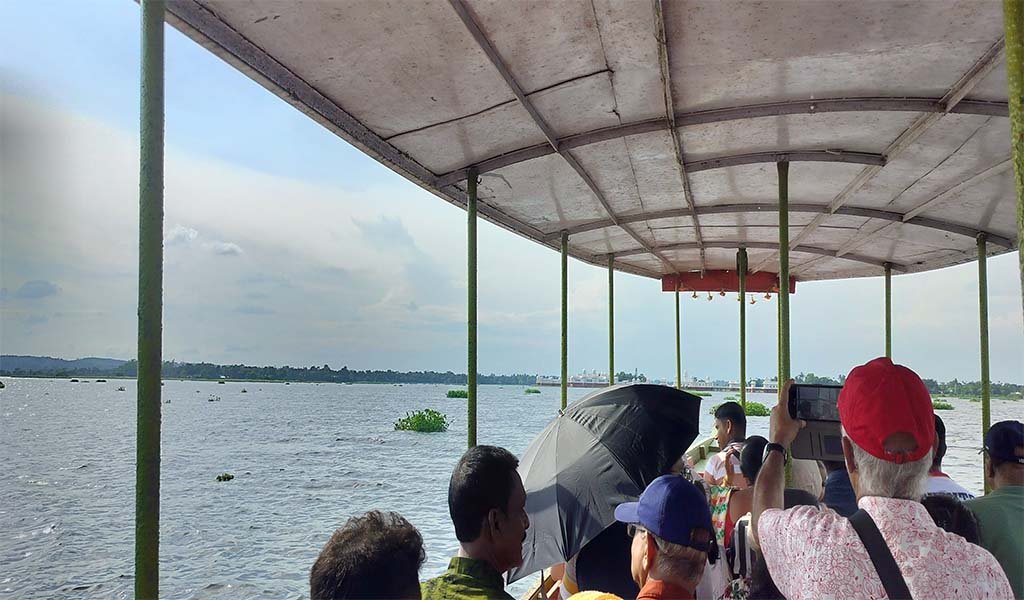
[[0, 374, 533, 386]]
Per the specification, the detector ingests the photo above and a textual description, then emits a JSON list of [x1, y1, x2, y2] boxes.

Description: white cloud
[[1, 93, 1021, 381], [207, 241, 243, 256], [164, 224, 199, 245]]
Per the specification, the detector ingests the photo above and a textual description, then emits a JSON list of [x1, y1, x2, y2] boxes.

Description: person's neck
[[457, 543, 503, 574], [993, 474, 1024, 489], [646, 568, 696, 594]]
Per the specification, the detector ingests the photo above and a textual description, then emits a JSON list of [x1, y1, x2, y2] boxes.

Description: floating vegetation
[[241, 389, 248, 394], [216, 473, 234, 482], [394, 409, 450, 433], [70, 379, 79, 383], [709, 401, 771, 417], [208, 395, 221, 402], [724, 395, 739, 401], [686, 390, 712, 397], [933, 401, 954, 410], [96, 379, 107, 383], [217, 380, 226, 385], [743, 401, 771, 417], [524, 388, 542, 394], [117, 386, 126, 392], [446, 389, 469, 399], [0, 380, 5, 389]]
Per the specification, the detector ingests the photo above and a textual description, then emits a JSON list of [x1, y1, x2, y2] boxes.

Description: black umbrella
[[508, 383, 702, 583]]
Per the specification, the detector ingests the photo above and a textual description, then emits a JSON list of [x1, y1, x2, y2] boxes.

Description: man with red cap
[[751, 357, 1012, 599]]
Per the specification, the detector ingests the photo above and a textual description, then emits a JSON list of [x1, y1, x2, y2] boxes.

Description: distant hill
[[0, 355, 127, 373]]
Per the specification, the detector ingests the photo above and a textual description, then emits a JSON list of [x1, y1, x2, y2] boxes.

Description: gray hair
[[651, 534, 706, 586], [850, 440, 932, 500]]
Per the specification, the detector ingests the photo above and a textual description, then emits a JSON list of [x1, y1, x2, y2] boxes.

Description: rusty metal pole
[[467, 168, 478, 447], [608, 255, 615, 386], [136, 1, 164, 597], [1004, 0, 1024, 312], [738, 249, 748, 408], [561, 231, 568, 410]]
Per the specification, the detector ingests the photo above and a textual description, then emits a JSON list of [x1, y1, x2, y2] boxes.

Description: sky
[[0, 1, 1021, 383]]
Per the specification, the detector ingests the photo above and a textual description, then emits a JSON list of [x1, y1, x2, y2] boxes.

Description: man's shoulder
[[420, 570, 514, 600], [759, 504, 847, 548]]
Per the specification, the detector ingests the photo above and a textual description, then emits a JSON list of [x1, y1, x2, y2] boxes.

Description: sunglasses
[[626, 524, 645, 539]]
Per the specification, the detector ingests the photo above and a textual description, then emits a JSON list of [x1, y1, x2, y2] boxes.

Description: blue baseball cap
[[614, 475, 713, 551], [983, 420, 1024, 464]]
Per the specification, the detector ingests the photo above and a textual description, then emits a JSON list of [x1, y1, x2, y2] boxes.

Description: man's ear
[[642, 532, 656, 570], [486, 509, 501, 537], [842, 436, 857, 474]]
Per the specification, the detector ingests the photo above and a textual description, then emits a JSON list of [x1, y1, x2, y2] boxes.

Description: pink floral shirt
[[758, 496, 1013, 599]]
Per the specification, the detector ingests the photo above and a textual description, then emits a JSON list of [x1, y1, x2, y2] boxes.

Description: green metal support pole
[[1004, 0, 1024, 312], [978, 234, 992, 493], [776, 294, 782, 390], [560, 231, 568, 410], [608, 255, 615, 386], [884, 263, 892, 358], [467, 168, 478, 448], [675, 287, 681, 390], [136, 2, 164, 597], [777, 161, 791, 383], [738, 249, 748, 408]]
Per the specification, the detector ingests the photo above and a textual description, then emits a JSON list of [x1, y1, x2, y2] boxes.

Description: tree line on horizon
[[1, 359, 536, 385], [1, 358, 1020, 397]]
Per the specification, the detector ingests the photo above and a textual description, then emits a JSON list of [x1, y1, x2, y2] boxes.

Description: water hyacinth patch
[[709, 401, 771, 417], [394, 409, 450, 432], [524, 388, 541, 394], [446, 389, 468, 398], [932, 401, 954, 410]]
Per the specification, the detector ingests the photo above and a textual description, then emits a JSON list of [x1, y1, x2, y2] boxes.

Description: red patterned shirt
[[758, 496, 1013, 599]]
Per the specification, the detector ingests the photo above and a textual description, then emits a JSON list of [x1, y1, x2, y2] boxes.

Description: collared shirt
[[967, 485, 1024, 599], [421, 557, 514, 600], [822, 469, 858, 517], [925, 471, 977, 501], [636, 577, 695, 600], [758, 496, 1013, 599]]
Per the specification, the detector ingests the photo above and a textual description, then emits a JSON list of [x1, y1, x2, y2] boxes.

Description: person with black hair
[[925, 413, 975, 500], [422, 445, 529, 600], [702, 402, 747, 487], [310, 510, 425, 600], [967, 420, 1024, 598], [920, 494, 981, 543]]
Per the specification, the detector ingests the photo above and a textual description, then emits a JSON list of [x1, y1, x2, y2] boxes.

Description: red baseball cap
[[838, 357, 935, 464]]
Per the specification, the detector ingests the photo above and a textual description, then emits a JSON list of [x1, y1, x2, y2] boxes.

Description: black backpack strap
[[848, 509, 913, 600]]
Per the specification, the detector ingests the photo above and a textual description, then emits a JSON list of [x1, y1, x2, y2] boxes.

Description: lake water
[[0, 378, 1016, 599]]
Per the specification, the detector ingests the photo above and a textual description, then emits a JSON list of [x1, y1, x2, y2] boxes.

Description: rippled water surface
[[0, 378, 1014, 598]]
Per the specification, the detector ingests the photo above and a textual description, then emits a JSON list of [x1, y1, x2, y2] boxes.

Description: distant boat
[[117, 386, 126, 392], [96, 379, 107, 383], [217, 380, 226, 385], [70, 379, 78, 382]]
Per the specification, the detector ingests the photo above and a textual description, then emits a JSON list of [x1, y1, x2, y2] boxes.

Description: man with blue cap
[[613, 475, 715, 600], [967, 420, 1024, 599]]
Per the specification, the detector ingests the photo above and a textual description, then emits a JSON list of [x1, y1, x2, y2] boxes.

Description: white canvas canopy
[[164, 0, 1016, 281]]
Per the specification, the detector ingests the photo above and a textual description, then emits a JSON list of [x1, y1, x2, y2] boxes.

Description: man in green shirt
[[422, 445, 530, 600], [967, 420, 1024, 599]]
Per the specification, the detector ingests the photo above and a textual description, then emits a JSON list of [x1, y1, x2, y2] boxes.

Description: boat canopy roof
[[165, 0, 1016, 281]]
